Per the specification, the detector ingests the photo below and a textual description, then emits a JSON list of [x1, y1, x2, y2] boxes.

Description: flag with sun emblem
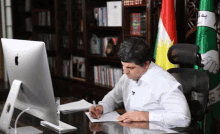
[[153, 0, 178, 70]]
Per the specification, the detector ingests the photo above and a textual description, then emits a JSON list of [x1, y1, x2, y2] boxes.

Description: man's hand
[[89, 122, 103, 132], [118, 121, 149, 129], [201, 50, 219, 74], [117, 111, 149, 123], [89, 105, 103, 119]]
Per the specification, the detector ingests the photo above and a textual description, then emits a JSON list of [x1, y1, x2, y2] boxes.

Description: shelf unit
[[11, 0, 162, 102]]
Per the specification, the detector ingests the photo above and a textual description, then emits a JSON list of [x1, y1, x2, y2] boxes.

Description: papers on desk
[[85, 111, 120, 122], [60, 99, 92, 114], [40, 120, 77, 133]]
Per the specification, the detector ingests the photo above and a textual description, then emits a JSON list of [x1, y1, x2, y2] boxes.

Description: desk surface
[[0, 97, 198, 134]]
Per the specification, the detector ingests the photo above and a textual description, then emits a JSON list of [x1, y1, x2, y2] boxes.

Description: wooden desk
[[0, 97, 198, 134]]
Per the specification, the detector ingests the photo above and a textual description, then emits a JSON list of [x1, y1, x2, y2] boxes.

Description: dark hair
[[118, 37, 152, 66]]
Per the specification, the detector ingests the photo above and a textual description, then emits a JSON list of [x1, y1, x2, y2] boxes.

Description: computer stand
[[0, 80, 41, 134], [0, 80, 22, 134]]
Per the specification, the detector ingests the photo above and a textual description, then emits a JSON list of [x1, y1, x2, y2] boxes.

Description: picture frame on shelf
[[70, 55, 86, 81]]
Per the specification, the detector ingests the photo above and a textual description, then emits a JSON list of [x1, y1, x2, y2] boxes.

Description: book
[[77, 37, 84, 50], [140, 0, 143, 4], [47, 11, 51, 26], [97, 66, 101, 84], [130, 0, 134, 5], [103, 7, 107, 26], [38, 34, 55, 50], [124, 0, 129, 6], [107, 1, 122, 26], [25, 17, 32, 32], [94, 66, 98, 83], [25, 0, 31, 12], [94, 8, 99, 26], [62, 36, 69, 48], [48, 57, 56, 75], [130, 13, 135, 35], [90, 34, 102, 54], [39, 12, 42, 25], [103, 37, 108, 57], [99, 7, 103, 26], [42, 11, 46, 26], [130, 13, 141, 35], [63, 60, 70, 78], [140, 12, 146, 35]]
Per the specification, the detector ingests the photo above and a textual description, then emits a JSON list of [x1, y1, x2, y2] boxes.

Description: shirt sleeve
[[98, 75, 125, 114], [149, 82, 191, 127]]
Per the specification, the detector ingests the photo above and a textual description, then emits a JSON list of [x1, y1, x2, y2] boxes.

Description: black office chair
[[167, 44, 209, 134]]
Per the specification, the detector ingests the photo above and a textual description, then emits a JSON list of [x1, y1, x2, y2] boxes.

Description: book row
[[94, 7, 107, 26], [48, 57, 56, 75], [90, 35, 118, 56], [130, 12, 146, 36], [94, 1, 122, 27], [38, 11, 51, 26], [124, 0, 145, 6], [25, 17, 32, 32], [49, 56, 124, 87], [94, 65, 123, 88], [38, 34, 55, 50]]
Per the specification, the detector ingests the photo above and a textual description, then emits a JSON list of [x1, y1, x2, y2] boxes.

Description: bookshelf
[[83, 0, 124, 101], [11, 0, 162, 102], [122, 0, 161, 49]]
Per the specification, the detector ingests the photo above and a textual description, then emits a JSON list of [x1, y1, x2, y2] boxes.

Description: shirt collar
[[137, 62, 158, 84]]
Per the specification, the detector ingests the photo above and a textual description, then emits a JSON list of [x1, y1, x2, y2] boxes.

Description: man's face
[[121, 61, 149, 80]]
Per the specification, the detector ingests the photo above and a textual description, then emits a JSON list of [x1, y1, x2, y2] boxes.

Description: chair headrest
[[167, 44, 204, 67]]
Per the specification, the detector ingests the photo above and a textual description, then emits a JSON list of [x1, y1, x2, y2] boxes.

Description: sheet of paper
[[60, 99, 92, 112], [85, 111, 120, 122]]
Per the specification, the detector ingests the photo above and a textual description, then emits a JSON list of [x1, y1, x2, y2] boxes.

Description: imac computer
[[0, 38, 59, 133]]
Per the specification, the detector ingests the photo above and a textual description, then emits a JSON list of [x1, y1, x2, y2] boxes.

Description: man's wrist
[[140, 111, 149, 121], [97, 105, 103, 114]]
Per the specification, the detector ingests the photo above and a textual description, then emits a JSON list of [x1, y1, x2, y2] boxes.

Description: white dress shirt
[[98, 62, 191, 127]]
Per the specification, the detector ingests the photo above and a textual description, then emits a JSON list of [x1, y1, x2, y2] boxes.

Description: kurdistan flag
[[153, 0, 178, 70], [194, 0, 220, 133]]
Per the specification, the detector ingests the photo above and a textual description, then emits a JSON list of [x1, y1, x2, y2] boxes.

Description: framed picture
[[70, 55, 86, 80]]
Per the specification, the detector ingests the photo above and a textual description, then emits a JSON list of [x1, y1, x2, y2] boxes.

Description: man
[[89, 37, 191, 127]]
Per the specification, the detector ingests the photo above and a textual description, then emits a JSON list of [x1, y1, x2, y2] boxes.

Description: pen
[[93, 100, 99, 119]]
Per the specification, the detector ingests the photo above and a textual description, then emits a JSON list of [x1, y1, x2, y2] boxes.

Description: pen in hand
[[93, 100, 99, 119]]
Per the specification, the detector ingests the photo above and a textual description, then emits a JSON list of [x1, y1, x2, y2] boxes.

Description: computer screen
[[0, 38, 59, 132]]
